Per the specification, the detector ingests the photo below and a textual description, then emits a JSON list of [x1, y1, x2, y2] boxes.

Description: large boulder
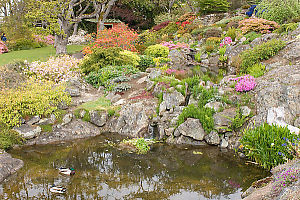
[[0, 150, 24, 183], [89, 111, 108, 127], [112, 100, 156, 137], [13, 124, 41, 139], [159, 90, 185, 115], [204, 131, 221, 145], [253, 64, 300, 127], [166, 135, 207, 146], [173, 118, 206, 140]]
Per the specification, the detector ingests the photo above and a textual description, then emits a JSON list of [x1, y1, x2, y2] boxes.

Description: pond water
[[0, 133, 269, 200]]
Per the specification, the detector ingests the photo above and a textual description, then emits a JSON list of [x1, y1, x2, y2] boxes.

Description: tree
[[26, 0, 117, 55]]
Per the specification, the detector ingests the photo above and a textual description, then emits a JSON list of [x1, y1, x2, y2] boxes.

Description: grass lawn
[[0, 45, 83, 66]]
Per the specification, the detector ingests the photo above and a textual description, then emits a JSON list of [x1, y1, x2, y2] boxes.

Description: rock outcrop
[[0, 150, 24, 183]]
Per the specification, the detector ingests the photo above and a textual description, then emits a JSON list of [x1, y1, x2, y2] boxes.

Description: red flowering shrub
[[0, 41, 8, 54], [151, 21, 170, 32], [239, 18, 280, 34], [83, 23, 139, 54]]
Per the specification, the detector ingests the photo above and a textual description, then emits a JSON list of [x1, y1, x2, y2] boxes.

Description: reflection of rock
[[13, 124, 41, 139], [0, 150, 24, 183], [174, 118, 206, 140]]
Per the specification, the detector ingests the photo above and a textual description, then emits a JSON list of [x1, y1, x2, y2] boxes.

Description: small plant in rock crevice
[[120, 138, 155, 154]]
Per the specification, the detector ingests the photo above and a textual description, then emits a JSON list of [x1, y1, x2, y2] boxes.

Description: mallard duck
[[59, 167, 75, 175], [49, 184, 66, 194]]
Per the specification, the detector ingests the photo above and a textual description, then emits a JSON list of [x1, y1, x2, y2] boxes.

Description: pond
[[0, 133, 269, 200]]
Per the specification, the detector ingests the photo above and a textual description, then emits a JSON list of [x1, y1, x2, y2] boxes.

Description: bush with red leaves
[[151, 21, 170, 32]]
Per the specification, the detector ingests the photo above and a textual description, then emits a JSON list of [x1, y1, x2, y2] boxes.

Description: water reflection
[[0, 134, 269, 200]]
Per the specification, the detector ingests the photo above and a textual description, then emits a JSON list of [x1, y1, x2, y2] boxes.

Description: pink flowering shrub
[[33, 35, 55, 45], [25, 55, 80, 83], [229, 75, 256, 92], [220, 37, 232, 47], [0, 41, 8, 54], [239, 18, 280, 34], [160, 41, 189, 50]]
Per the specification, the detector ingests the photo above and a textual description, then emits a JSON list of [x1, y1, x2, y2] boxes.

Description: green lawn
[[0, 45, 83, 66]]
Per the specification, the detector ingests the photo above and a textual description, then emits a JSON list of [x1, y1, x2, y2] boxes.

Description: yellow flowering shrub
[[0, 79, 71, 127]]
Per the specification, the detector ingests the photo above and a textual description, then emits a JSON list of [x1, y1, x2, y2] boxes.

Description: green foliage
[[247, 63, 266, 78], [192, 86, 218, 108], [255, 0, 300, 24], [113, 83, 132, 93], [274, 23, 299, 34], [241, 123, 299, 169], [121, 138, 155, 154], [227, 106, 249, 132], [76, 97, 111, 112], [138, 55, 155, 72], [0, 79, 71, 128], [0, 122, 23, 150], [243, 32, 262, 44], [195, 52, 202, 62], [80, 48, 139, 75], [197, 0, 230, 14], [40, 124, 53, 132], [144, 44, 169, 58], [8, 38, 42, 51], [225, 27, 236, 41], [240, 39, 286, 73], [177, 104, 215, 133], [84, 65, 139, 88]]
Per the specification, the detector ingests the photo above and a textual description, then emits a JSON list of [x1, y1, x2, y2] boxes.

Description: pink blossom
[[229, 74, 256, 92]]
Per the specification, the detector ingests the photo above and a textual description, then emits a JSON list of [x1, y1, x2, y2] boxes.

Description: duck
[[49, 184, 66, 194], [59, 167, 75, 175]]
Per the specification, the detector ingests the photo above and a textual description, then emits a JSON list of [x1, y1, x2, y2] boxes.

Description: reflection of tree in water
[[0, 135, 269, 199]]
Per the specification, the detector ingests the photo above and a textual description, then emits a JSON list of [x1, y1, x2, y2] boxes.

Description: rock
[[254, 64, 300, 127], [204, 131, 220, 145], [225, 44, 250, 57], [168, 49, 190, 69], [267, 107, 299, 134], [205, 101, 223, 112], [79, 110, 86, 118], [26, 115, 40, 125], [0, 151, 24, 183], [159, 90, 185, 114], [137, 76, 148, 84], [65, 87, 80, 97], [241, 106, 251, 117], [153, 82, 168, 96], [106, 92, 121, 103], [188, 97, 198, 105], [112, 100, 157, 137], [250, 33, 278, 47], [89, 111, 108, 127], [148, 70, 161, 80], [174, 118, 206, 140], [113, 99, 126, 106], [240, 37, 247, 43], [13, 124, 42, 139], [201, 59, 209, 65], [220, 138, 229, 148], [166, 135, 207, 146], [36, 115, 55, 125], [213, 108, 236, 133], [146, 80, 155, 91], [61, 114, 73, 126], [282, 40, 300, 63], [294, 117, 300, 128], [200, 53, 208, 60], [165, 128, 175, 136]]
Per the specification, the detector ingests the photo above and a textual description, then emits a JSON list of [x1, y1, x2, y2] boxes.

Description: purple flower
[[282, 143, 287, 147], [278, 152, 282, 156]]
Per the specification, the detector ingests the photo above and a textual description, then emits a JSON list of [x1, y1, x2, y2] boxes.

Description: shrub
[[247, 63, 266, 78], [243, 31, 262, 44], [152, 21, 170, 32], [0, 122, 23, 150], [0, 79, 71, 128], [197, 0, 230, 14], [138, 55, 155, 72], [255, 0, 300, 24], [204, 27, 223, 38], [229, 74, 257, 92], [195, 52, 202, 62], [160, 41, 189, 50], [80, 47, 139, 74], [8, 38, 41, 51], [225, 27, 237, 41], [24, 55, 81, 83], [274, 23, 299, 34], [241, 123, 299, 169], [154, 12, 177, 25], [240, 39, 286, 73], [84, 23, 139, 53], [157, 22, 178, 38], [84, 65, 139, 88], [239, 18, 280, 34], [0, 41, 8, 54], [177, 104, 215, 133], [33, 35, 54, 45], [144, 44, 169, 58]]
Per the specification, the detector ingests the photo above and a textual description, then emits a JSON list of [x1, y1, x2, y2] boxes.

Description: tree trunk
[[72, 22, 79, 36], [55, 34, 68, 55], [97, 0, 116, 32]]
